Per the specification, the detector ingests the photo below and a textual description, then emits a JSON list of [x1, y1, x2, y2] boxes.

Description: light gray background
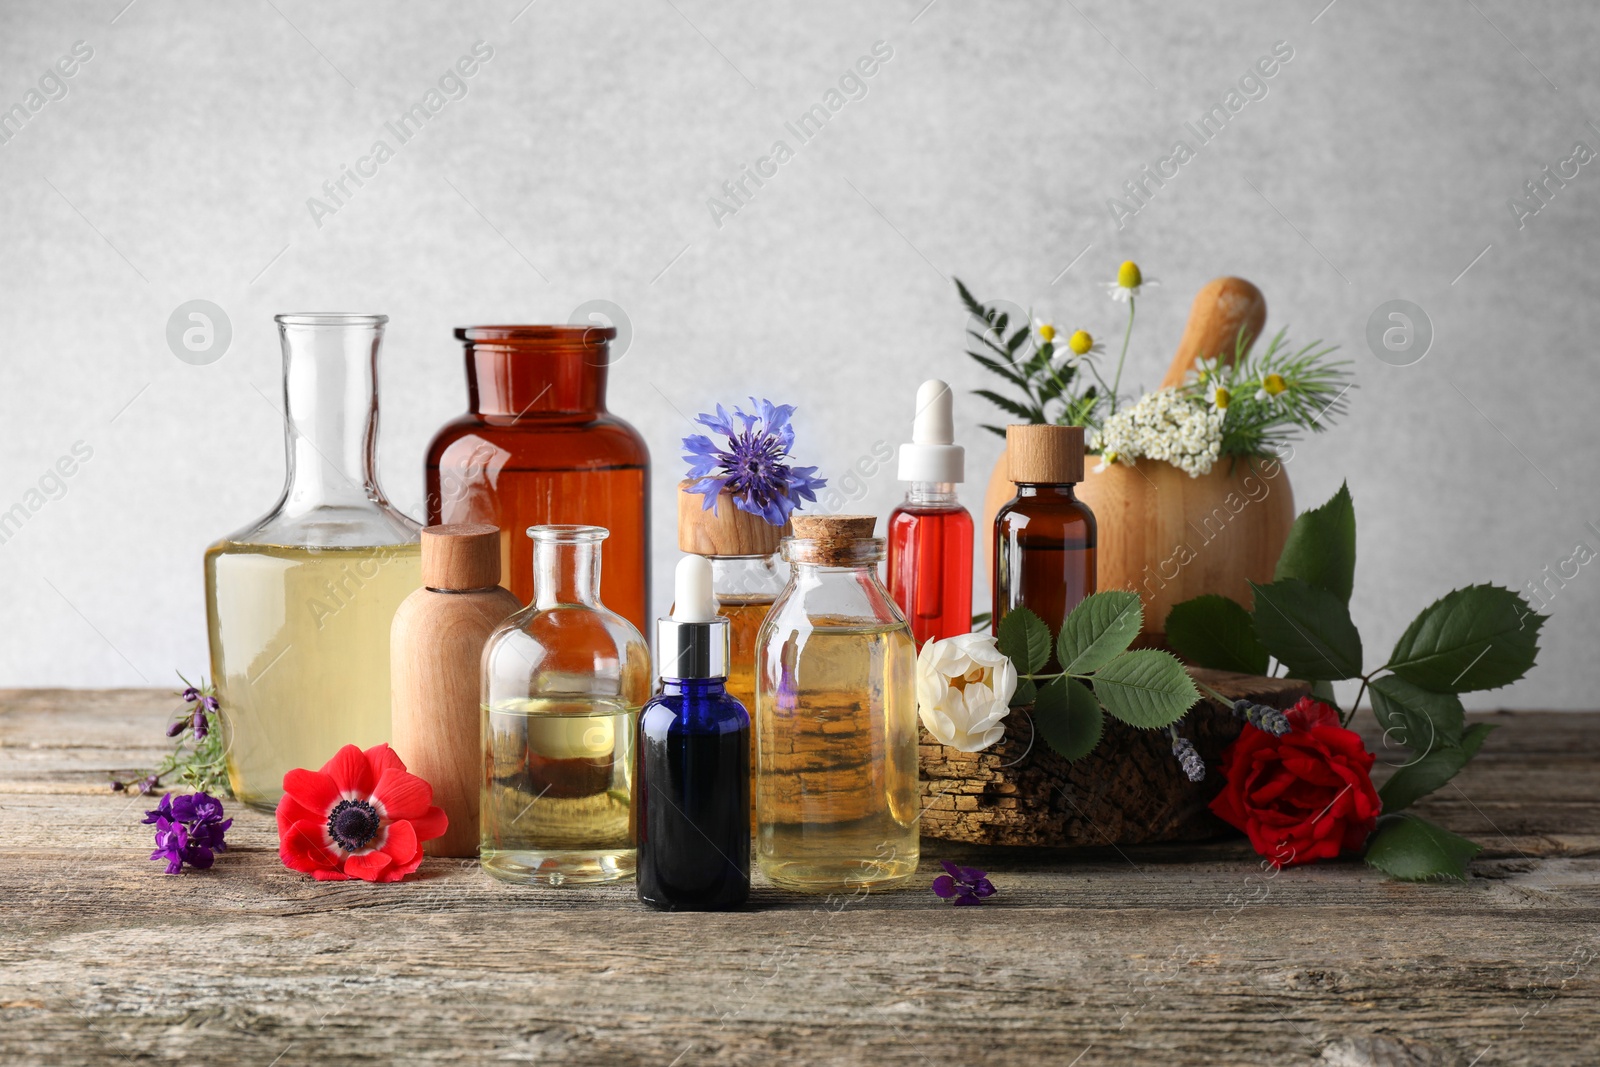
[[1, 0, 1595, 709]]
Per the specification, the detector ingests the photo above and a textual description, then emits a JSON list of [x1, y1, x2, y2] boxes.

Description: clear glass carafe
[[480, 525, 651, 885], [204, 313, 422, 812], [754, 515, 920, 893]]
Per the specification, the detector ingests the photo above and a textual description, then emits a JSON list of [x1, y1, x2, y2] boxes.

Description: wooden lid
[[677, 481, 787, 556], [421, 524, 502, 590], [1007, 425, 1084, 484]]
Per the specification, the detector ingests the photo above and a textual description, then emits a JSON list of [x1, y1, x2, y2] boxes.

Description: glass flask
[[425, 325, 650, 634], [204, 313, 422, 813], [480, 524, 651, 885], [755, 514, 920, 893]]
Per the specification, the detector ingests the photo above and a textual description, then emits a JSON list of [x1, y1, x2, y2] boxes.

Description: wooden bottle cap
[[677, 481, 788, 556], [1007, 425, 1084, 484], [421, 523, 503, 590]]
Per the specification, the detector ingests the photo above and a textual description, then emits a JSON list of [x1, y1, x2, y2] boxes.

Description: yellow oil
[[480, 697, 638, 884], [721, 594, 774, 832], [755, 620, 920, 892], [204, 541, 421, 812]]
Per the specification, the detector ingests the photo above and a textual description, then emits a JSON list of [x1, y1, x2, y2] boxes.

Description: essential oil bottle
[[887, 379, 973, 647], [993, 425, 1097, 662], [676, 480, 786, 830], [637, 555, 751, 911], [755, 514, 919, 893]]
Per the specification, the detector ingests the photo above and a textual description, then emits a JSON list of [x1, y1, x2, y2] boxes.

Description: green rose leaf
[[1164, 595, 1269, 675], [1058, 591, 1143, 676], [1010, 676, 1037, 708], [1092, 650, 1199, 729], [1249, 579, 1364, 681], [1033, 676, 1104, 760], [1274, 482, 1356, 603], [997, 606, 1052, 675], [1369, 675, 1465, 752], [1364, 813, 1481, 881], [1377, 722, 1495, 812], [1387, 585, 1545, 693]]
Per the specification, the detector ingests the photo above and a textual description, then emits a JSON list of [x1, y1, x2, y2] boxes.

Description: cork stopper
[[677, 481, 787, 556], [788, 514, 878, 566], [1006, 424, 1085, 484], [421, 524, 503, 590]]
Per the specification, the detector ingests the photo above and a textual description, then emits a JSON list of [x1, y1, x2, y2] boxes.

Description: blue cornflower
[[682, 398, 827, 526], [931, 860, 996, 906]]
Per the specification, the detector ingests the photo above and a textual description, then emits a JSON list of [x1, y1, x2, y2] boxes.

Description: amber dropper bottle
[[992, 425, 1097, 666]]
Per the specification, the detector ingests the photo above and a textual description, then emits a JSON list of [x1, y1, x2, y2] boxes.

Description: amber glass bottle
[[993, 425, 1097, 665], [425, 326, 649, 634]]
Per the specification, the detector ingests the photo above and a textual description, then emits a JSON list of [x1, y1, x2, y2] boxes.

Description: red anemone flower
[[277, 743, 447, 882]]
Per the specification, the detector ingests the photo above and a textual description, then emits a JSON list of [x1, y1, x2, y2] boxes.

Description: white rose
[[915, 632, 1019, 752]]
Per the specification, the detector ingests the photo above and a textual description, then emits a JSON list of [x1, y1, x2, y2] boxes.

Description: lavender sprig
[[1232, 698, 1292, 736], [112, 674, 232, 797], [1170, 731, 1206, 782]]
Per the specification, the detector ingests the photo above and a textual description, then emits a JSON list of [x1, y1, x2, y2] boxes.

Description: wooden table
[[3, 690, 1596, 1066]]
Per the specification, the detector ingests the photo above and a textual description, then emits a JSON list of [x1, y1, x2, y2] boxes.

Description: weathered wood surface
[[3, 689, 1599, 1067], [920, 669, 1309, 846]]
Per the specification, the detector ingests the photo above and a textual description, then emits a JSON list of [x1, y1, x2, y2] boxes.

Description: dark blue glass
[[637, 678, 750, 910]]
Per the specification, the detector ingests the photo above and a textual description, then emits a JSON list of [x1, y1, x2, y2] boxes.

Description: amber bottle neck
[[457, 327, 616, 418], [1013, 482, 1081, 499]]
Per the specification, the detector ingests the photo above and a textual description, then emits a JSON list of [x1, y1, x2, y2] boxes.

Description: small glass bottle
[[205, 313, 421, 813], [676, 479, 786, 828], [993, 425, 1098, 665], [480, 525, 650, 885], [638, 555, 751, 911], [425, 325, 650, 634], [755, 514, 920, 893], [887, 379, 973, 647]]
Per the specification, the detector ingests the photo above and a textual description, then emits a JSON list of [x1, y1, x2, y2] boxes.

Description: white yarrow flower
[[1089, 388, 1224, 478], [916, 633, 1018, 752]]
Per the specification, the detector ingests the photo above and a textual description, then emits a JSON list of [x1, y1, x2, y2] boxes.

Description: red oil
[[887, 487, 974, 648]]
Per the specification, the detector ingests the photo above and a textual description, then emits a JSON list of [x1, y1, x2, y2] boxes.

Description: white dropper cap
[[658, 555, 728, 680], [897, 378, 965, 483], [671, 554, 717, 623]]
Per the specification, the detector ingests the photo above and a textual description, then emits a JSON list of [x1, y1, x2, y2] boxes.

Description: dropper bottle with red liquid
[[887, 379, 974, 648]]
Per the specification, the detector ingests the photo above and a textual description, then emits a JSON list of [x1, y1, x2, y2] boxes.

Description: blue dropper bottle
[[637, 555, 751, 910]]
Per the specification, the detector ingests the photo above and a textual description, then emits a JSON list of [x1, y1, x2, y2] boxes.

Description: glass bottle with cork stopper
[[887, 379, 973, 647], [992, 424, 1098, 664], [754, 514, 920, 893], [390, 523, 522, 858]]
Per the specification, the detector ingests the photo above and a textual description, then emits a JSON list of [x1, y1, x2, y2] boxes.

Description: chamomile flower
[[1093, 450, 1121, 473], [1208, 384, 1232, 411], [1255, 373, 1288, 403], [1033, 317, 1059, 348], [1107, 260, 1159, 303], [1063, 329, 1102, 364]]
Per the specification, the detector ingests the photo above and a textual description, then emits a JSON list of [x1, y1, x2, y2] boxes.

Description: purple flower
[[931, 859, 996, 906], [682, 398, 827, 526], [144, 791, 231, 874], [181, 686, 202, 704], [1171, 734, 1206, 783]]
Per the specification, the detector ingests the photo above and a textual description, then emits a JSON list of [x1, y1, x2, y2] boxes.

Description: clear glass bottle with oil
[[481, 524, 651, 885], [205, 313, 421, 813], [755, 514, 920, 893]]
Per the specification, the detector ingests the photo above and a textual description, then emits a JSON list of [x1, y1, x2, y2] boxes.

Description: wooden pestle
[[1158, 277, 1267, 389]]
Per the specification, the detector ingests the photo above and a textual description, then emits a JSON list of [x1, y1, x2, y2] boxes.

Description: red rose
[[277, 743, 447, 882], [1209, 697, 1380, 868]]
